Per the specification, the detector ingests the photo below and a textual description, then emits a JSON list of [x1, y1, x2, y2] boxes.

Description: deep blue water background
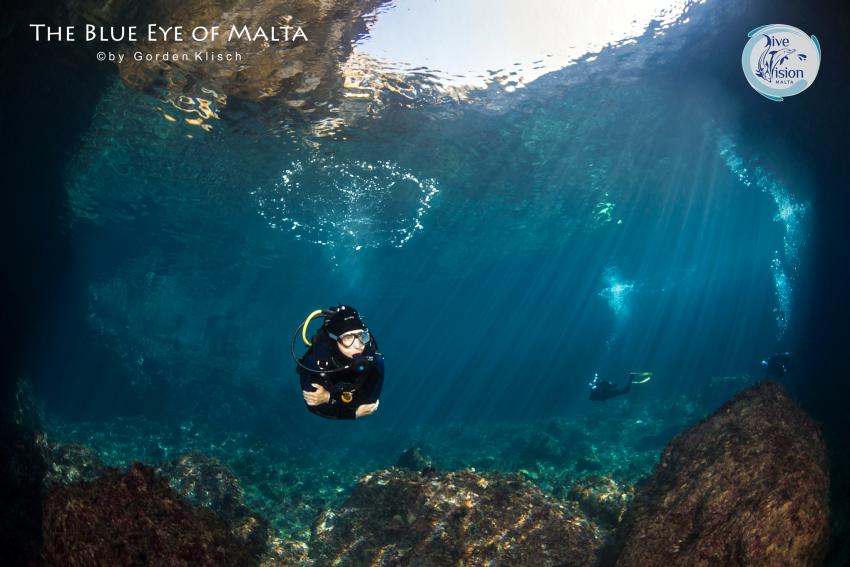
[[24, 4, 802, 431], [2, 0, 850, 559]]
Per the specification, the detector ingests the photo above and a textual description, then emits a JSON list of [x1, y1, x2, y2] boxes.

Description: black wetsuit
[[297, 328, 384, 420], [764, 353, 792, 379], [589, 378, 632, 401]]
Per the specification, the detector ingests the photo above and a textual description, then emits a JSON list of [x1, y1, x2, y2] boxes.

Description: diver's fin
[[629, 371, 653, 384]]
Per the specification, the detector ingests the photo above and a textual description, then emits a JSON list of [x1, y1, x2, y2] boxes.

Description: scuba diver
[[589, 371, 653, 401], [292, 305, 384, 420], [762, 352, 792, 379]]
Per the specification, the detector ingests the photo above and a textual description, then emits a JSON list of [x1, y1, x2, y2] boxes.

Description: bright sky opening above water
[[356, 0, 696, 89]]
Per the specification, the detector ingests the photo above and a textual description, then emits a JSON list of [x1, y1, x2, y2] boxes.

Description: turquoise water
[[50, 54, 802, 418], [10, 0, 828, 549]]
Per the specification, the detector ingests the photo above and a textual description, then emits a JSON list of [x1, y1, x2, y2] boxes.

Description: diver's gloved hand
[[303, 383, 331, 406], [356, 400, 379, 419]]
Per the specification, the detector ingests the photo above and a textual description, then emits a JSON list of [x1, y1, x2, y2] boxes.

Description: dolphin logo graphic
[[756, 34, 796, 83]]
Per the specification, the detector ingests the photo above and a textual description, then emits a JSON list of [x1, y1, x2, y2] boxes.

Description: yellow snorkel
[[292, 307, 362, 375]]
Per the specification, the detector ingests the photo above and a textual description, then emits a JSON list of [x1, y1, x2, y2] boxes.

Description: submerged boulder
[[42, 463, 255, 566], [613, 381, 829, 567], [568, 475, 634, 529], [37, 435, 106, 488], [157, 452, 270, 557], [396, 446, 435, 473], [311, 467, 603, 566]]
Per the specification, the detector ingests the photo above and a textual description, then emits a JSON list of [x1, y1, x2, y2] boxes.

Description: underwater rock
[[396, 446, 435, 473], [157, 452, 270, 557], [13, 377, 44, 431], [37, 434, 106, 488], [512, 431, 563, 465], [612, 381, 829, 567], [311, 467, 604, 566], [260, 536, 313, 566], [568, 475, 634, 529], [42, 463, 255, 566], [22, 0, 394, 139], [116, 0, 386, 107], [0, 425, 46, 565]]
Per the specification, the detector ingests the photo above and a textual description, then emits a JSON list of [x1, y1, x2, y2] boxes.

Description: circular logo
[[742, 24, 820, 101]]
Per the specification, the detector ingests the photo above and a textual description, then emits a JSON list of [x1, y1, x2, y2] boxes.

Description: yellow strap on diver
[[302, 309, 326, 346]]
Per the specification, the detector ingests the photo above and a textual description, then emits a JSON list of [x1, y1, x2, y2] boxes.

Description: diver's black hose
[[290, 321, 363, 375]]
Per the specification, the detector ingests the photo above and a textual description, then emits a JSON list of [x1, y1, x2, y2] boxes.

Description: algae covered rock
[[157, 452, 270, 556], [568, 475, 634, 529], [37, 435, 106, 488], [613, 381, 829, 567], [396, 446, 435, 473], [42, 463, 255, 566], [311, 467, 603, 566]]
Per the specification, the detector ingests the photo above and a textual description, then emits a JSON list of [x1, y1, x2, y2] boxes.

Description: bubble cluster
[[253, 155, 439, 250], [770, 252, 791, 336], [718, 134, 809, 337], [600, 266, 634, 318]]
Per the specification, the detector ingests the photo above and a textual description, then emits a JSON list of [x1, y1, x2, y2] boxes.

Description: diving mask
[[331, 329, 371, 348]]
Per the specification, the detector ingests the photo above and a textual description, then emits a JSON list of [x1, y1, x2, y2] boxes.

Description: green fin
[[630, 371, 653, 384]]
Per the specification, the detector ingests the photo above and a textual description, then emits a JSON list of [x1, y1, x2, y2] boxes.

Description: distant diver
[[292, 305, 384, 419], [589, 371, 652, 401], [762, 352, 792, 379]]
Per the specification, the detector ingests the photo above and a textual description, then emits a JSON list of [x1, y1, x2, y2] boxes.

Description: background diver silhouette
[[589, 372, 653, 401], [762, 352, 792, 379]]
